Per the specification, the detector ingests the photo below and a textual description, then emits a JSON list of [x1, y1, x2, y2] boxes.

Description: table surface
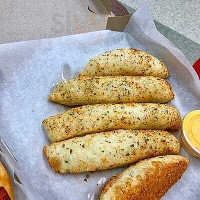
[[120, 0, 200, 44], [0, 0, 199, 65], [120, 0, 200, 65]]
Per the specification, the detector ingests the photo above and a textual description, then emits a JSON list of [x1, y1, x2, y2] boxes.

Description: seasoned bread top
[[100, 155, 189, 200], [81, 48, 169, 78], [49, 76, 174, 106], [43, 130, 180, 173], [43, 103, 181, 142]]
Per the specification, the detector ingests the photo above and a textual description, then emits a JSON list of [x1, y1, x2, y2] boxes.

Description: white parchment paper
[[0, 139, 44, 200], [0, 4, 199, 200]]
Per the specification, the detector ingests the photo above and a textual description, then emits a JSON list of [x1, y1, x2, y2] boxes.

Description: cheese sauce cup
[[181, 110, 200, 158]]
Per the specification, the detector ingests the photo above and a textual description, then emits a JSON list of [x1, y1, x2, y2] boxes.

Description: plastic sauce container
[[181, 110, 200, 158]]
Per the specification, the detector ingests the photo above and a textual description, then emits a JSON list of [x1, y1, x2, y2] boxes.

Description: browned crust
[[165, 79, 174, 100], [0, 162, 14, 200], [101, 174, 120, 194], [162, 60, 170, 77], [43, 146, 61, 173], [100, 156, 189, 200]]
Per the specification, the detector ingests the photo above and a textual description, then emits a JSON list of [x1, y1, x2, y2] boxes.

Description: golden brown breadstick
[[80, 48, 169, 78], [43, 103, 180, 143], [100, 155, 189, 200], [49, 76, 174, 106], [43, 130, 180, 173]]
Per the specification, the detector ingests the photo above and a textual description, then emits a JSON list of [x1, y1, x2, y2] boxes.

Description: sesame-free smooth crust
[[80, 48, 170, 78], [0, 162, 14, 200], [100, 155, 189, 200], [49, 76, 174, 106], [43, 130, 180, 173], [43, 103, 181, 143]]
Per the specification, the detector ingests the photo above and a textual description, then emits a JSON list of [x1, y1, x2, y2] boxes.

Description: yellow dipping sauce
[[182, 110, 200, 157]]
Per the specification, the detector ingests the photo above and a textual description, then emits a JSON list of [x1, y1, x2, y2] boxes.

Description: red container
[[193, 58, 200, 78]]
